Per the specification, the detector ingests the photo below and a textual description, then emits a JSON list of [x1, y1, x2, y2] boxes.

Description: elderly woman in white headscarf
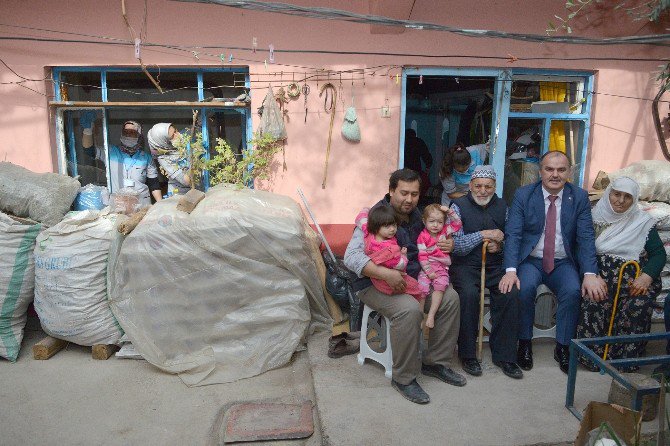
[[576, 176, 666, 370], [147, 123, 191, 195]]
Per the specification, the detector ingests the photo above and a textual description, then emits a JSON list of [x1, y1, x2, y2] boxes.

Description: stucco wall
[[1, 0, 668, 251]]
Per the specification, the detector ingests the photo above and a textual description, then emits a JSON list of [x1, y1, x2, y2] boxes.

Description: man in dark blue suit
[[499, 151, 606, 373]]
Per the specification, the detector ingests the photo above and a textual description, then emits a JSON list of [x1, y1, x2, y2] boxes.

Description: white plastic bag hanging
[[341, 106, 361, 142], [259, 87, 287, 141]]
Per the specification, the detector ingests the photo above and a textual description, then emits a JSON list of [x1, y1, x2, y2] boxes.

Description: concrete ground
[[1, 319, 667, 446], [0, 319, 321, 446], [308, 331, 667, 446]]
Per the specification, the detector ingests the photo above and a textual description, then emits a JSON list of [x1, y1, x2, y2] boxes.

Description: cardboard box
[[575, 402, 639, 446]]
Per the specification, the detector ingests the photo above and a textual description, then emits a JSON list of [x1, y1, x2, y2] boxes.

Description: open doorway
[[403, 74, 494, 206]]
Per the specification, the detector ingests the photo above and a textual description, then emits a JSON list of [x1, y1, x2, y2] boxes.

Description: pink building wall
[[1, 0, 668, 252]]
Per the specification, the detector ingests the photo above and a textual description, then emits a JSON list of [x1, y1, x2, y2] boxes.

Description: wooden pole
[[477, 241, 489, 362]]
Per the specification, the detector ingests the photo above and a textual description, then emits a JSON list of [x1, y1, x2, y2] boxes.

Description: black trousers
[[451, 263, 520, 363]]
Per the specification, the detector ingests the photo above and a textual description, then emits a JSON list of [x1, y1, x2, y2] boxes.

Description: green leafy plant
[[172, 130, 282, 190]]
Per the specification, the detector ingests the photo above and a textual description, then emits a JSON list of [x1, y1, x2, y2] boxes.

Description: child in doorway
[[417, 204, 462, 328], [439, 142, 488, 206], [355, 205, 424, 302]]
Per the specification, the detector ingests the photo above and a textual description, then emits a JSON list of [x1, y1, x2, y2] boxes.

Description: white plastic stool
[[357, 304, 393, 379]]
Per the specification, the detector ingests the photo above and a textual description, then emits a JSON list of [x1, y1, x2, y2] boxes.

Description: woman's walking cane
[[602, 260, 641, 360], [478, 241, 490, 362]]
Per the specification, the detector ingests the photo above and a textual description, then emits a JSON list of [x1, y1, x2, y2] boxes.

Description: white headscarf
[[591, 176, 654, 261], [147, 122, 175, 156]]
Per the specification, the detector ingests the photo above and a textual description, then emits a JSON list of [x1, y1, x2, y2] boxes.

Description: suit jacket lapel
[[560, 184, 573, 234], [531, 182, 545, 227]]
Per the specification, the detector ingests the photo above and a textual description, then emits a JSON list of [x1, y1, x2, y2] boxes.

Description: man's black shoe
[[391, 379, 430, 404], [517, 340, 533, 371], [421, 363, 467, 387], [461, 358, 483, 377], [493, 360, 523, 379], [554, 344, 570, 374]]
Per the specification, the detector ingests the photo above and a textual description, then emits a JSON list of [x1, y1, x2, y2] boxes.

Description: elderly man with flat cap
[[450, 165, 523, 379]]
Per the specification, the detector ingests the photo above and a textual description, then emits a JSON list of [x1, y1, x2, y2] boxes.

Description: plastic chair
[[357, 304, 393, 379], [482, 284, 557, 340]]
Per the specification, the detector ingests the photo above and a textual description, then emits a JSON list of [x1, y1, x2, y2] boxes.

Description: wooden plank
[[48, 101, 249, 108], [91, 344, 120, 360], [33, 336, 67, 360]]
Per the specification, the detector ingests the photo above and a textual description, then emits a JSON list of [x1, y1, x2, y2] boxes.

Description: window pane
[[106, 71, 199, 102], [206, 109, 247, 157], [502, 118, 542, 204], [58, 72, 102, 102], [63, 109, 107, 187], [510, 79, 585, 114], [203, 72, 247, 101], [549, 120, 585, 184]]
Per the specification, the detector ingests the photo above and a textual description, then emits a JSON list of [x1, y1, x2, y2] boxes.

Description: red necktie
[[542, 195, 558, 273]]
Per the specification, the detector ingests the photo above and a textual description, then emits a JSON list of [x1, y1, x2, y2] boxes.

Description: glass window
[[59, 72, 102, 102], [502, 118, 542, 204], [60, 109, 107, 185], [203, 72, 247, 102], [510, 77, 585, 114], [106, 71, 199, 102], [549, 120, 585, 184]]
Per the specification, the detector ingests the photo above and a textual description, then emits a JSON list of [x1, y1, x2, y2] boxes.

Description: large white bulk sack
[[609, 161, 670, 203], [34, 210, 123, 346], [108, 184, 331, 386], [0, 213, 41, 362], [639, 201, 670, 231]]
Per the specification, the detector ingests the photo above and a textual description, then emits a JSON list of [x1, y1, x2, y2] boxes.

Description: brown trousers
[[358, 285, 460, 385]]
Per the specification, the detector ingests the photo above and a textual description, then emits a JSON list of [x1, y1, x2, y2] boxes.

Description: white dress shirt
[[530, 187, 567, 260]]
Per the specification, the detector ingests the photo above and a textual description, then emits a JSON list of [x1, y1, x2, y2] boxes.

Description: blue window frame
[[401, 68, 594, 200], [52, 66, 252, 192]]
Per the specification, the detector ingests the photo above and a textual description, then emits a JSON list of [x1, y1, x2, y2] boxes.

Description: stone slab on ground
[[223, 401, 314, 443]]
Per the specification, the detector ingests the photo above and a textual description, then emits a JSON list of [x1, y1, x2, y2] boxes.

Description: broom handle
[[297, 188, 337, 265]]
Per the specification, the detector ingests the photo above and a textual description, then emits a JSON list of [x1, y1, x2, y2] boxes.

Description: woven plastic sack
[[0, 162, 80, 227], [0, 213, 41, 361], [341, 106, 361, 142], [34, 210, 123, 346], [108, 184, 331, 386], [609, 161, 670, 202], [259, 87, 287, 141]]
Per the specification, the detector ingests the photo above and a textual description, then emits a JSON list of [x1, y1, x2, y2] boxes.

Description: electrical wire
[[173, 0, 670, 46], [1, 22, 669, 64]]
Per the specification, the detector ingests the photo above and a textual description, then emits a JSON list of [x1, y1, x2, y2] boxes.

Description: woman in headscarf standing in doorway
[[83, 119, 162, 206], [576, 176, 666, 370], [147, 123, 191, 195]]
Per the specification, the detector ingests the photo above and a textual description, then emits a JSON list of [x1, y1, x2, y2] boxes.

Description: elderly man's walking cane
[[602, 260, 641, 360], [477, 240, 490, 362]]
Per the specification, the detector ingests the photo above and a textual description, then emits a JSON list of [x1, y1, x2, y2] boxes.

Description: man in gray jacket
[[344, 169, 464, 405]]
